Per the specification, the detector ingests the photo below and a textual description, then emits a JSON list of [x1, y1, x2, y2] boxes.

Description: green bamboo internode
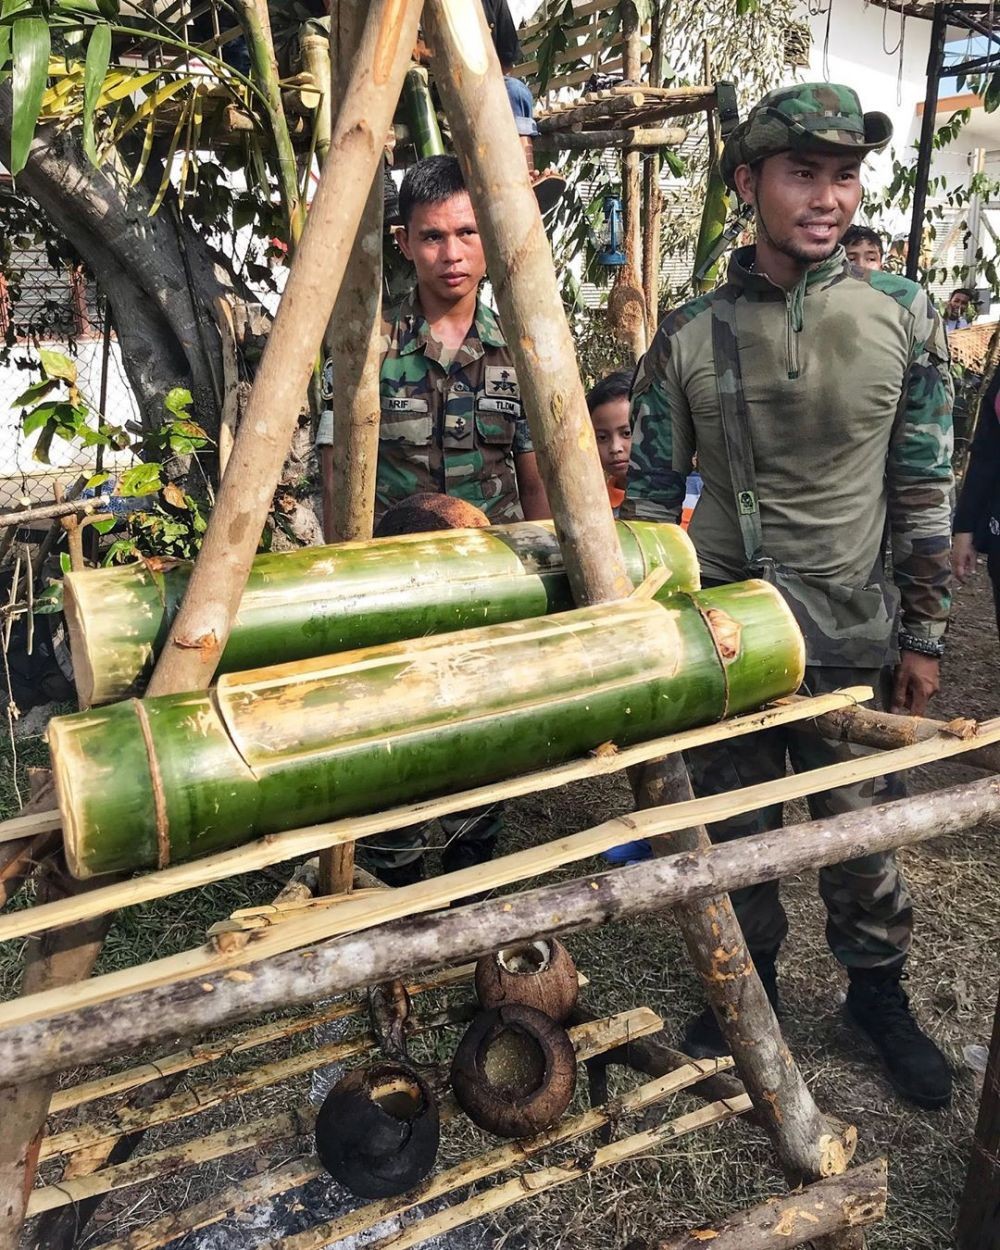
[[50, 580, 804, 879], [63, 521, 699, 707]]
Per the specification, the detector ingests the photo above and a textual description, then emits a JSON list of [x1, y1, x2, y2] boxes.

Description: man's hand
[[891, 651, 941, 716], [951, 531, 978, 583]]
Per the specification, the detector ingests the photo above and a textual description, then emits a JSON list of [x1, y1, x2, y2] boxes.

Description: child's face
[[591, 397, 632, 482], [845, 240, 882, 272]]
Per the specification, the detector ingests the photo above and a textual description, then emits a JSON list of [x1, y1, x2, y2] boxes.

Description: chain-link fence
[[0, 201, 139, 513]]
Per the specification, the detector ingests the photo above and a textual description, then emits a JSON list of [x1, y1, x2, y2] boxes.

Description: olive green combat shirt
[[376, 291, 533, 523], [623, 247, 954, 643]]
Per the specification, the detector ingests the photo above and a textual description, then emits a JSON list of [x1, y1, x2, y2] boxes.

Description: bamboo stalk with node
[[144, 0, 426, 699], [424, 0, 632, 606], [50, 580, 805, 878], [63, 520, 698, 707]]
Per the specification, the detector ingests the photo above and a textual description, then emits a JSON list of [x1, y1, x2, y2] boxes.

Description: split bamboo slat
[[49, 963, 481, 1115], [356, 1098, 754, 1250], [63, 520, 696, 707], [272, 1068, 746, 1250], [6, 709, 1000, 1037], [50, 580, 805, 878], [84, 1059, 738, 1250], [40, 1007, 661, 1163], [0, 685, 871, 939]]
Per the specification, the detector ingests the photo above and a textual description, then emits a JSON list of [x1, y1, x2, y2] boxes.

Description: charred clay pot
[[451, 1003, 576, 1138], [315, 1062, 439, 1197], [474, 938, 578, 1022]]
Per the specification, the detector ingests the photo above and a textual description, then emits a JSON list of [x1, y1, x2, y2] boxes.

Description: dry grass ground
[[2, 571, 998, 1249]]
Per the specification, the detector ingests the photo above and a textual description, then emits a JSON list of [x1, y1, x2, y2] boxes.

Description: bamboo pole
[[2, 769, 998, 1086], [630, 1158, 888, 1250], [52, 583, 805, 879], [0, 498, 108, 528], [956, 979, 1000, 1249], [230, 0, 305, 242], [145, 0, 426, 698], [96, 1157, 324, 1250], [633, 754, 853, 1184], [424, 0, 632, 606], [63, 521, 696, 706], [15, 696, 1000, 965], [0, 687, 867, 940]]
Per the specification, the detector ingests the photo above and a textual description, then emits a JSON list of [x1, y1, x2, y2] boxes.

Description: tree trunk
[[2, 771, 997, 1086]]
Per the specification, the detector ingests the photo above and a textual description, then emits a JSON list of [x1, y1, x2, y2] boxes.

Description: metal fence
[[0, 221, 139, 514]]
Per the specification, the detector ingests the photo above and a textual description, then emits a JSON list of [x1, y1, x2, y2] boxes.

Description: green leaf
[[13, 376, 57, 406], [33, 580, 64, 615], [117, 462, 163, 497], [38, 347, 76, 383], [95, 0, 118, 19], [0, 25, 11, 76], [663, 150, 686, 178], [90, 514, 116, 535], [82, 21, 111, 166], [163, 386, 193, 417], [22, 400, 61, 437], [86, 471, 110, 489], [59, 551, 71, 574], [10, 17, 50, 176]]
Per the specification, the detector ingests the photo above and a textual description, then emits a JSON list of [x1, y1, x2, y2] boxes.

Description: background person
[[842, 224, 883, 271], [586, 370, 633, 515], [377, 155, 550, 526], [943, 287, 977, 330], [953, 369, 1000, 640]]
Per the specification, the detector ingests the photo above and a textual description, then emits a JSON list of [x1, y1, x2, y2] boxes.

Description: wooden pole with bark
[[956, 979, 1000, 1249], [615, 0, 648, 361], [424, 0, 631, 606], [0, 866, 112, 1246], [631, 753, 856, 1187], [628, 1158, 887, 1250], [2, 772, 997, 1088], [145, 0, 425, 699], [640, 2, 665, 324], [316, 0, 386, 894]]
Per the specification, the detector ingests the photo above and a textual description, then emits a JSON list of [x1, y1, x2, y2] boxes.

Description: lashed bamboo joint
[[63, 521, 699, 707], [49, 580, 805, 878]]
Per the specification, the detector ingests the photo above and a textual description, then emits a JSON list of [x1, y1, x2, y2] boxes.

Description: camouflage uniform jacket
[[623, 245, 954, 645], [376, 290, 533, 522]]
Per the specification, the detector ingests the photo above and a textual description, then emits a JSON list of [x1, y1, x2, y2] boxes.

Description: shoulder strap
[[710, 292, 763, 567]]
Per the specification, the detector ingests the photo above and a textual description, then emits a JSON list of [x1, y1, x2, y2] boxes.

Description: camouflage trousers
[[686, 665, 913, 970], [358, 802, 504, 873]]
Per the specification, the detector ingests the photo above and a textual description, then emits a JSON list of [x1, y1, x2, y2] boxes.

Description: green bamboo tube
[[63, 521, 698, 707], [50, 580, 804, 879], [402, 66, 445, 158], [692, 158, 730, 293]]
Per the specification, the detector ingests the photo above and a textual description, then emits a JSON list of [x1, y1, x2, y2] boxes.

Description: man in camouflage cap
[[623, 83, 954, 1108]]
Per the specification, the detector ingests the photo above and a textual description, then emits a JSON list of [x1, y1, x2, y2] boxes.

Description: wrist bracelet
[[898, 631, 945, 659]]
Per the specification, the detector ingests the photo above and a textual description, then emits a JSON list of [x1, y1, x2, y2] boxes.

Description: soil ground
[[3, 571, 998, 1250]]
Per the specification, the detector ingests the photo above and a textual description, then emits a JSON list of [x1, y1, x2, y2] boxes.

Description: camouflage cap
[[720, 83, 892, 190]]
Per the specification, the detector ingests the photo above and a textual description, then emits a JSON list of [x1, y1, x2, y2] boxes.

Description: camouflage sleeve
[[620, 327, 692, 523], [887, 295, 954, 641], [513, 404, 533, 455]]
